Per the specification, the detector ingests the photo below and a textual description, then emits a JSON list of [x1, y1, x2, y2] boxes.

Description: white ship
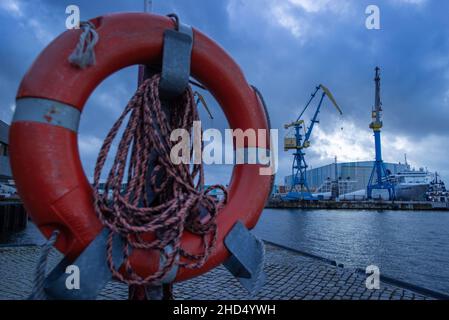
[[337, 168, 440, 201], [385, 169, 434, 201]]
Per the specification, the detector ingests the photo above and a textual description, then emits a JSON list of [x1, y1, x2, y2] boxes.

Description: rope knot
[[68, 21, 99, 69]]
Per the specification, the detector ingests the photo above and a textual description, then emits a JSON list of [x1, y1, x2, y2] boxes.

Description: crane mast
[[367, 67, 395, 200]]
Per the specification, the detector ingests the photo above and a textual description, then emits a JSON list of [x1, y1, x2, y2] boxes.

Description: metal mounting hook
[[159, 14, 193, 100], [223, 221, 266, 294]]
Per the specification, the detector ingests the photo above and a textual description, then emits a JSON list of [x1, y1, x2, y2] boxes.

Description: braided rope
[[28, 230, 59, 300], [93, 74, 227, 286]]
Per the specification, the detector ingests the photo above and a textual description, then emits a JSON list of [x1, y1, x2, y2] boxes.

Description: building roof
[[0, 120, 9, 144]]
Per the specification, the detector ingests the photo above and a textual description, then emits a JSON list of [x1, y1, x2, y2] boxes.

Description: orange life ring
[[10, 13, 273, 282]]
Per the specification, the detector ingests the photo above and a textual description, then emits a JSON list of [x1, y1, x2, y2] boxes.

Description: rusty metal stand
[[128, 4, 193, 301], [128, 284, 173, 300]]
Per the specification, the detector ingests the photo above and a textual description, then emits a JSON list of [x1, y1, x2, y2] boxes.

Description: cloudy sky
[[1, 0, 448, 185]]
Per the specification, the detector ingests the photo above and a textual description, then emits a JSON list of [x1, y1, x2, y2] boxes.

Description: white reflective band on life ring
[[13, 98, 81, 132]]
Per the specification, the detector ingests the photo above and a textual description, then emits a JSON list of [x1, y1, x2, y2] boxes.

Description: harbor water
[[254, 209, 449, 294], [2, 209, 448, 294]]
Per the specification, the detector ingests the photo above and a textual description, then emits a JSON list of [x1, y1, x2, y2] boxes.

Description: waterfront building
[[0, 120, 11, 181], [285, 161, 409, 193]]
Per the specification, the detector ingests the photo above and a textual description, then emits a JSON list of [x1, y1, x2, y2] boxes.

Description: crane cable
[[194, 91, 214, 120]]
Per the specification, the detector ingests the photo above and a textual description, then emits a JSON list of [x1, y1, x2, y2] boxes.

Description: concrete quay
[[0, 242, 445, 300]]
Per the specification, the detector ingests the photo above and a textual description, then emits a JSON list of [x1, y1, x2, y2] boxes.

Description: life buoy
[[10, 13, 273, 282]]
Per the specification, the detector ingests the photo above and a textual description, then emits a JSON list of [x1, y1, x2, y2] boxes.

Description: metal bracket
[[223, 221, 266, 294], [43, 228, 124, 300], [144, 17, 193, 204], [159, 18, 193, 99]]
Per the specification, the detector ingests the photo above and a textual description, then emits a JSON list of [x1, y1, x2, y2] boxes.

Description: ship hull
[[395, 184, 429, 201]]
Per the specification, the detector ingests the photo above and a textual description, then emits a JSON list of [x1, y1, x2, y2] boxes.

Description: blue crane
[[367, 67, 395, 200], [283, 85, 342, 201]]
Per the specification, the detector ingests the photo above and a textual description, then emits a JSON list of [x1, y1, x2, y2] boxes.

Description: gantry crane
[[367, 67, 395, 200], [283, 85, 342, 201]]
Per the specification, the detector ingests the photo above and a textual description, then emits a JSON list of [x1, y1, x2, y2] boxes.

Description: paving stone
[[0, 244, 438, 300]]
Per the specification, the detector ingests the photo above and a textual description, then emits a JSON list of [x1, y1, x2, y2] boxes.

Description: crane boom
[[319, 84, 343, 115], [296, 86, 321, 122], [304, 92, 325, 143], [283, 85, 343, 201]]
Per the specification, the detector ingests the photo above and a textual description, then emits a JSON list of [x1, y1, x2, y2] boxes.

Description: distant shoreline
[[266, 200, 449, 211]]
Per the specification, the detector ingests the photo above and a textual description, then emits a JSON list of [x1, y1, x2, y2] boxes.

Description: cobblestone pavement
[[0, 244, 433, 300]]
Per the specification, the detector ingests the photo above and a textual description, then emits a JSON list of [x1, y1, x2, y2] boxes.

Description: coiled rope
[[93, 74, 227, 286]]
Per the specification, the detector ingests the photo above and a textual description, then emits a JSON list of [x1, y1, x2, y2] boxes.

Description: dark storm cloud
[[1, 0, 448, 183]]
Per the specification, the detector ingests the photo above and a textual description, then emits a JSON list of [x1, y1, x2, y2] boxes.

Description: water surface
[[254, 209, 449, 293], [2, 209, 448, 294]]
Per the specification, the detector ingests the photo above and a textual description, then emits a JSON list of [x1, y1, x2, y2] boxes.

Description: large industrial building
[[0, 120, 11, 181], [285, 161, 409, 194]]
